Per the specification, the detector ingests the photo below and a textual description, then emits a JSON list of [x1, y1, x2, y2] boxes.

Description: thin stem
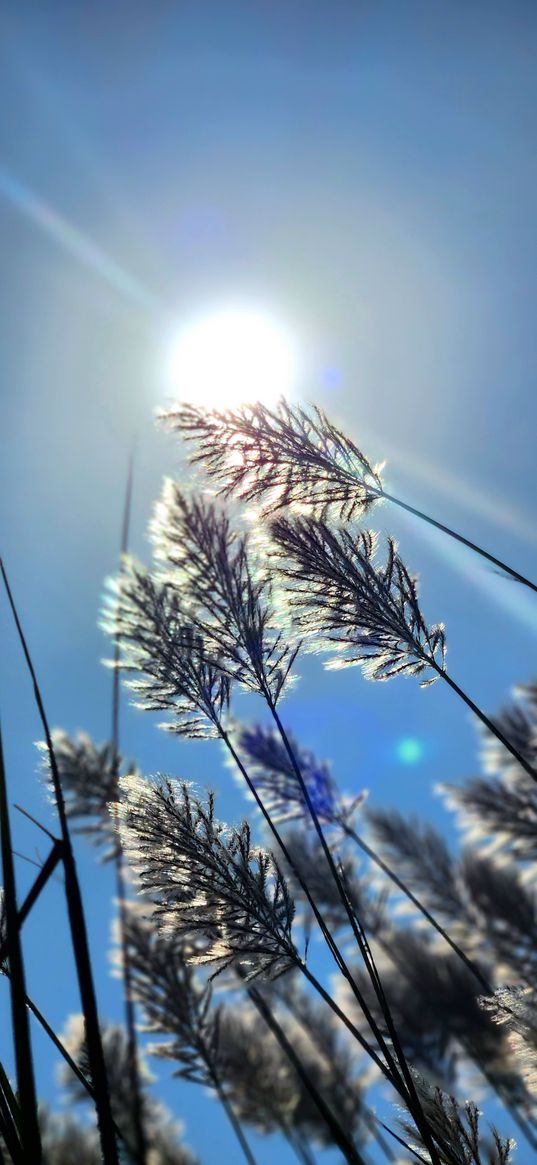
[[360, 1111, 397, 1165], [218, 724, 396, 1083], [269, 706, 445, 1165], [0, 559, 119, 1163], [0, 1060, 23, 1165], [435, 666, 537, 785], [0, 838, 64, 968], [277, 980, 401, 1165], [111, 453, 148, 1165], [0, 725, 41, 1161], [382, 490, 537, 595], [246, 982, 368, 1165], [376, 1118, 431, 1165], [212, 1072, 259, 1165], [298, 964, 395, 1087], [10, 976, 128, 1148], [343, 823, 492, 994], [286, 1130, 317, 1165]]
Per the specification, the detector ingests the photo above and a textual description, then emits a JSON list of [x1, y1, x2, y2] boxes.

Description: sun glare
[[166, 306, 298, 408]]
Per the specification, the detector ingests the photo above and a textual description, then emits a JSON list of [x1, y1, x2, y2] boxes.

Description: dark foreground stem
[[436, 666, 537, 785], [218, 725, 395, 1083], [10, 977, 127, 1148], [343, 823, 492, 993], [0, 726, 41, 1160], [246, 983, 368, 1165], [286, 1129, 317, 1165], [211, 1073, 259, 1165], [0, 559, 119, 1163], [269, 706, 444, 1165], [382, 490, 537, 595]]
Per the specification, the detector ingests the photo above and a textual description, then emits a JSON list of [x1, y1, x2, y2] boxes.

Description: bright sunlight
[[165, 306, 298, 408]]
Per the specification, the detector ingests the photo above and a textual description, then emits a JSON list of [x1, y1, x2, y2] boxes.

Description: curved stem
[[286, 1130, 317, 1165], [382, 490, 537, 595], [15, 978, 126, 1147]]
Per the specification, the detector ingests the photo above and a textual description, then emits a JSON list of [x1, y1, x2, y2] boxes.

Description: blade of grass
[[0, 723, 42, 1160], [0, 559, 119, 1164], [434, 665, 537, 784]]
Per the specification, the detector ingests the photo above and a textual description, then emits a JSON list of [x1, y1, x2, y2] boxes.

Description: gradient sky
[[2, 3, 537, 1162]]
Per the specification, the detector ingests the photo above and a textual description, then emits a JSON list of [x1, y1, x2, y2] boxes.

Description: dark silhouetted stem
[[0, 725, 41, 1161], [211, 1073, 259, 1165], [247, 982, 368, 1165], [382, 490, 537, 595], [0, 559, 119, 1163], [110, 453, 148, 1165], [269, 706, 444, 1165], [343, 823, 492, 993], [0, 1059, 23, 1164], [434, 665, 537, 785], [0, 840, 66, 970], [286, 1130, 316, 1165]]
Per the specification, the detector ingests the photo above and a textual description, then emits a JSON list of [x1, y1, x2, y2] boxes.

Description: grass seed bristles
[[158, 396, 537, 595], [270, 517, 446, 685], [232, 718, 491, 991], [117, 777, 298, 982], [103, 550, 412, 1085], [158, 397, 384, 521], [142, 488, 432, 1108], [102, 560, 231, 739], [149, 482, 299, 705], [270, 516, 537, 783]]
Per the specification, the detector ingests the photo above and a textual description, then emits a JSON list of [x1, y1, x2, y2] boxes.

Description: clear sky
[[1, 3, 537, 1162]]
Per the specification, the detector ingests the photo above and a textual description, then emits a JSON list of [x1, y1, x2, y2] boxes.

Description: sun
[[165, 306, 298, 409]]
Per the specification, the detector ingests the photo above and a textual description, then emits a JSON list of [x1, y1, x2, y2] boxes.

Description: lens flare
[[395, 737, 424, 765]]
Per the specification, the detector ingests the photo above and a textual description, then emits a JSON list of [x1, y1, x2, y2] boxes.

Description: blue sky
[[1, 2, 537, 1161]]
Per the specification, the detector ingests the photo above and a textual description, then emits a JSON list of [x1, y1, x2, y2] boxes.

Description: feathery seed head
[[157, 397, 384, 520], [38, 730, 133, 859], [270, 516, 446, 685], [148, 482, 299, 704], [118, 776, 298, 981], [102, 557, 230, 738], [228, 721, 366, 828]]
